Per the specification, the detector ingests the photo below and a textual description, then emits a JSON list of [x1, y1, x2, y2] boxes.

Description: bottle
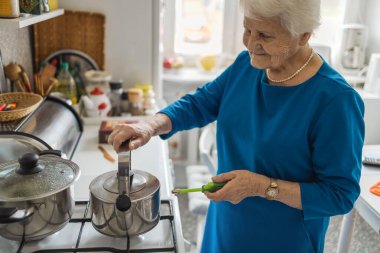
[[109, 80, 123, 116], [56, 62, 77, 105], [40, 59, 57, 91]]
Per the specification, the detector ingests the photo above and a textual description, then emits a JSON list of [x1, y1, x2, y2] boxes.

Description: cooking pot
[[90, 151, 160, 237], [0, 150, 80, 241]]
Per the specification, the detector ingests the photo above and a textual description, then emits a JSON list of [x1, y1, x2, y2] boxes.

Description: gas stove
[[0, 200, 178, 253]]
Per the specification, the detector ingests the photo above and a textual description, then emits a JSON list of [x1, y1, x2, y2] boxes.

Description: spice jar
[[120, 91, 129, 113], [109, 81, 123, 116], [142, 85, 158, 115], [128, 88, 144, 116], [0, 0, 20, 18]]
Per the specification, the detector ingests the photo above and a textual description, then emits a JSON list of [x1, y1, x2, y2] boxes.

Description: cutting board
[[33, 10, 105, 71]]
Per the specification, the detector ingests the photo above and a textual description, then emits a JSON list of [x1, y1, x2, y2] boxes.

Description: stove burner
[[14, 200, 177, 253]]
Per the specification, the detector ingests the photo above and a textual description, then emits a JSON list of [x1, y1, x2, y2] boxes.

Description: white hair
[[240, 0, 321, 36]]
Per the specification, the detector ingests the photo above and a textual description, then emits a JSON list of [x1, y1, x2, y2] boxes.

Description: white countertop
[[355, 145, 380, 233]]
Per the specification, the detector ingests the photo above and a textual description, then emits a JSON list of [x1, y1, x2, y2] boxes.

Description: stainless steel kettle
[[89, 150, 160, 237]]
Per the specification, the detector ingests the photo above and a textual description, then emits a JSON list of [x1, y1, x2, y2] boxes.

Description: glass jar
[[128, 88, 144, 116], [120, 91, 129, 113], [0, 0, 20, 18], [109, 81, 123, 116], [142, 85, 158, 115]]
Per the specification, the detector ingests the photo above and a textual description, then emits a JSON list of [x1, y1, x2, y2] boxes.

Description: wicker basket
[[0, 93, 43, 122]]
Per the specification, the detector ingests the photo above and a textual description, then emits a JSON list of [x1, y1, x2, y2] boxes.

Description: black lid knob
[[16, 153, 44, 175], [116, 195, 131, 212]]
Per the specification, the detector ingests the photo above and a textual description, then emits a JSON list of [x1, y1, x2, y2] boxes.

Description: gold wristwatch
[[265, 178, 279, 200]]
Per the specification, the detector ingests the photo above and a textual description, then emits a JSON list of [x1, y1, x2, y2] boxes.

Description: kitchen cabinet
[[0, 9, 64, 29]]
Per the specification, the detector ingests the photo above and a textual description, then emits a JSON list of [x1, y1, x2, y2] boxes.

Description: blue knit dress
[[160, 51, 365, 253]]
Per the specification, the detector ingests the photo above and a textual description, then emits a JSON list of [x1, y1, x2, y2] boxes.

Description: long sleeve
[[300, 90, 365, 220], [159, 64, 233, 140]]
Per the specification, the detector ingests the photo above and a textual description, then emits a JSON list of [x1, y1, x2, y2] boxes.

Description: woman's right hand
[[108, 121, 155, 152]]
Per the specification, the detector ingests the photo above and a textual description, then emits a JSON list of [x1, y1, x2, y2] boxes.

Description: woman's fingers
[[107, 126, 121, 145], [212, 171, 236, 183], [110, 127, 135, 152], [107, 123, 153, 152]]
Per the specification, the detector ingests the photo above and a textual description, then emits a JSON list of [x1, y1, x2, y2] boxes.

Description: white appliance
[[335, 24, 367, 71], [364, 53, 380, 95]]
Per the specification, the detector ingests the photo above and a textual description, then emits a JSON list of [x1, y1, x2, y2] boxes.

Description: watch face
[[267, 188, 278, 197]]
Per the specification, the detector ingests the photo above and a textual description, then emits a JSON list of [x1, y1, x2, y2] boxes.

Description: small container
[[120, 91, 129, 113], [142, 85, 158, 115], [88, 87, 111, 117], [109, 81, 123, 116], [0, 0, 20, 18], [128, 88, 144, 116]]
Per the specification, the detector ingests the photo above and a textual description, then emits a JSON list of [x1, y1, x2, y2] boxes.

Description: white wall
[[363, 0, 380, 60], [59, 0, 162, 97]]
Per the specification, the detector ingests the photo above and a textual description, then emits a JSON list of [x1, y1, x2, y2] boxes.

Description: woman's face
[[243, 16, 301, 69]]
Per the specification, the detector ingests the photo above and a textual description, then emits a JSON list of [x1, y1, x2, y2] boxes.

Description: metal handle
[[117, 150, 132, 196]]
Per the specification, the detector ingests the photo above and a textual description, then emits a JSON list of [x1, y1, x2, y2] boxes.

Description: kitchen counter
[[71, 118, 186, 252], [337, 145, 380, 253]]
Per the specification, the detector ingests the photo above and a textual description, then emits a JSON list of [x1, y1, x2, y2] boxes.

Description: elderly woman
[[108, 0, 365, 252]]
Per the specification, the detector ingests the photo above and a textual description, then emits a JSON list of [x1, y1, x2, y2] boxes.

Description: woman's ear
[[299, 32, 312, 46]]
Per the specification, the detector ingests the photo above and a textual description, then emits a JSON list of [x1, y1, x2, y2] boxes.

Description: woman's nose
[[247, 34, 259, 53], [248, 38, 261, 54]]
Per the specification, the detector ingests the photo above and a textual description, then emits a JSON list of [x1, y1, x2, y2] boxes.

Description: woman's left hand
[[204, 170, 269, 204]]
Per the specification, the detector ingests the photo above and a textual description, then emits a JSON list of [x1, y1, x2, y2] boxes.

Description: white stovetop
[[71, 120, 174, 201]]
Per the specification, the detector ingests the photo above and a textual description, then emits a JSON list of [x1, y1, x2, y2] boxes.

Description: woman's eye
[[244, 28, 251, 35], [259, 33, 270, 39]]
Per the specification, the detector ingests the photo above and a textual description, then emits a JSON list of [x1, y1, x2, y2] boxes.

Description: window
[[163, 0, 348, 61], [174, 0, 224, 55], [163, 0, 239, 58]]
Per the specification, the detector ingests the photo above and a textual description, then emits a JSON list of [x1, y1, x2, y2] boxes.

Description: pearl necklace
[[266, 48, 315, 83]]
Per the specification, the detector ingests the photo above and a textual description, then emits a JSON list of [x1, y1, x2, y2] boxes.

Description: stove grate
[[16, 200, 177, 253]]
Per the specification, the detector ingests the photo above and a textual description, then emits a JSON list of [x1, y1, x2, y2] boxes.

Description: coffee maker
[[335, 24, 367, 71]]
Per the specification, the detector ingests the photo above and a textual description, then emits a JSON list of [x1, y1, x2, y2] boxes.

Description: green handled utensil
[[172, 182, 226, 194]]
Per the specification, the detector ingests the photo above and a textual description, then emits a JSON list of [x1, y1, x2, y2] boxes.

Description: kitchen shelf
[[0, 9, 64, 29]]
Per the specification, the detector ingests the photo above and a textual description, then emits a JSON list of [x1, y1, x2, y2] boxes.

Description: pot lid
[[0, 153, 80, 201]]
